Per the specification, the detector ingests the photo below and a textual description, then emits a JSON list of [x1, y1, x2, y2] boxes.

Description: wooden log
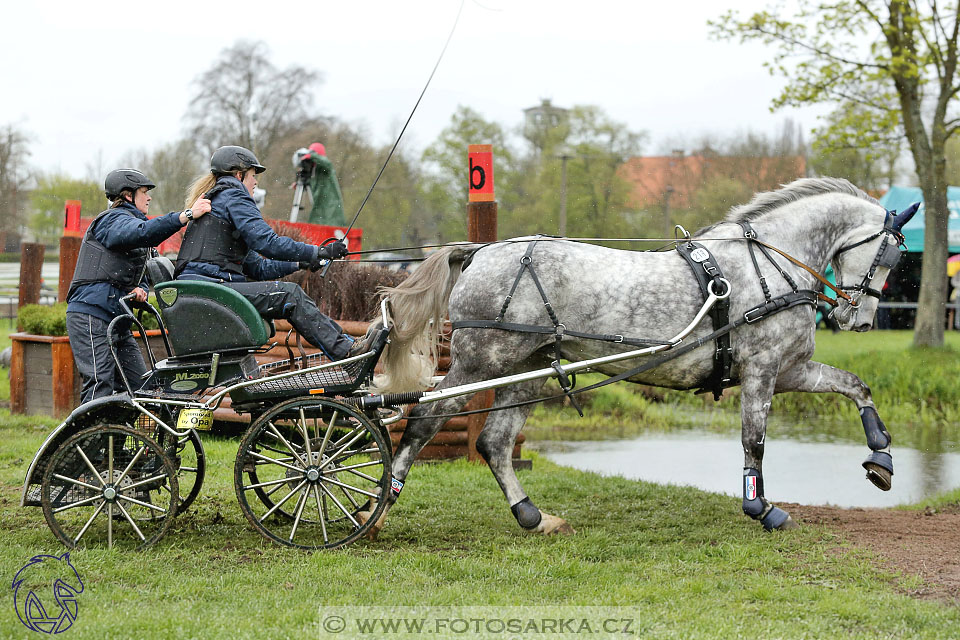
[[10, 337, 25, 414], [58, 236, 82, 303], [50, 341, 76, 417], [19, 243, 45, 311]]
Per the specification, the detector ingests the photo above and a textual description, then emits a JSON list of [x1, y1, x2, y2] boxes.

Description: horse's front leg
[[740, 360, 799, 531], [775, 360, 893, 491]]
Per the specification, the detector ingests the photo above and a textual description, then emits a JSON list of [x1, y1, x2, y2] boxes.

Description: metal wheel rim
[[40, 425, 178, 550], [234, 398, 391, 550]]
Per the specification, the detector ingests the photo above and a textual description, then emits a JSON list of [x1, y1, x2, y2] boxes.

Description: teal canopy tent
[[879, 186, 960, 252]]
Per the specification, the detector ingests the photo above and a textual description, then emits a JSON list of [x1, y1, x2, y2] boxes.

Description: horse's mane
[[726, 177, 880, 223]]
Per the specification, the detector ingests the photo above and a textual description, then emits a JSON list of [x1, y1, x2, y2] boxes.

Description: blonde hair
[[184, 173, 217, 209]]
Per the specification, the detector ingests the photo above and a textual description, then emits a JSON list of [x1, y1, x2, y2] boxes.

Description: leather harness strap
[[674, 240, 732, 400]]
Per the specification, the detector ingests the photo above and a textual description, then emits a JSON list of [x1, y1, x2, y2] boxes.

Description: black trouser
[[222, 281, 353, 359], [66, 312, 147, 403]]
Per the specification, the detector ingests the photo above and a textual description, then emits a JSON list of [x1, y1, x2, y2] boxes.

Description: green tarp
[[878, 185, 960, 252]]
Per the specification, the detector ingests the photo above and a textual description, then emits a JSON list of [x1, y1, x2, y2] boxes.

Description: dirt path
[[783, 502, 960, 603]]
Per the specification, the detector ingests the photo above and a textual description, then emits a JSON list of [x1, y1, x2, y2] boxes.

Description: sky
[[0, 0, 824, 181]]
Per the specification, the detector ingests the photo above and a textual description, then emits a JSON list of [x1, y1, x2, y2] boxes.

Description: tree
[[809, 102, 902, 191], [713, 1, 960, 347], [0, 123, 32, 245], [30, 174, 103, 245], [184, 40, 322, 159]]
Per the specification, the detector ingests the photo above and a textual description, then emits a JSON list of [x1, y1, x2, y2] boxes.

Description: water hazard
[[536, 429, 960, 508]]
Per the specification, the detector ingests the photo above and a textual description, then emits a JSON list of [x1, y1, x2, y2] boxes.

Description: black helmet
[[105, 169, 156, 200], [210, 145, 266, 175]]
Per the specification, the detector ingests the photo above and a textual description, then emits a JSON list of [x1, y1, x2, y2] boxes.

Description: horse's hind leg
[[740, 359, 799, 531], [475, 378, 574, 535], [776, 360, 893, 491]]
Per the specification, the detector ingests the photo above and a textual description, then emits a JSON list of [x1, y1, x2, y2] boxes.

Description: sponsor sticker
[[177, 408, 213, 431], [158, 287, 178, 306], [745, 475, 757, 501], [391, 477, 404, 498]]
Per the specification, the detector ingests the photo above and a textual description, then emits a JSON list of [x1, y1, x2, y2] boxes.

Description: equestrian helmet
[[105, 169, 156, 200], [211, 145, 266, 175]]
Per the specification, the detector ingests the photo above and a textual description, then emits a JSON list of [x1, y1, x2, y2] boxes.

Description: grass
[[1, 411, 959, 638], [527, 330, 960, 451]]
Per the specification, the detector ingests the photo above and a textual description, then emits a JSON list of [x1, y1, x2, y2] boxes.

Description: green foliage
[[29, 173, 104, 244], [17, 302, 68, 336], [809, 102, 901, 190]]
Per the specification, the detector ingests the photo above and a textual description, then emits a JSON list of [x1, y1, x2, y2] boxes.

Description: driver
[[66, 169, 211, 402], [175, 145, 363, 360]]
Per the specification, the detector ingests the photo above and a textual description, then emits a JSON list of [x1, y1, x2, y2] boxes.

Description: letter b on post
[[468, 144, 494, 202]]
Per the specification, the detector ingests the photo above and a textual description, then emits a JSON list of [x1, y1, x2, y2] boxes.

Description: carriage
[[20, 259, 398, 551], [21, 178, 918, 550]]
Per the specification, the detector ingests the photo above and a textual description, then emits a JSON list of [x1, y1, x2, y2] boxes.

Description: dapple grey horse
[[359, 178, 915, 537]]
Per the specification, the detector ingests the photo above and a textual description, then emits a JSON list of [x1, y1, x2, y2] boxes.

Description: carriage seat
[[147, 258, 274, 357]]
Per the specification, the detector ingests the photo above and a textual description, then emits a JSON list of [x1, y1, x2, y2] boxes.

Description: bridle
[[833, 212, 906, 307]]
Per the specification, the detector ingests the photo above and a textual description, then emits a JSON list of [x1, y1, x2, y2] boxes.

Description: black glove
[[303, 241, 348, 271], [318, 240, 349, 261]]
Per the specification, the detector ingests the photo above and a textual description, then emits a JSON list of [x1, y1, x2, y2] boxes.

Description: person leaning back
[[66, 169, 211, 403], [175, 145, 367, 360]]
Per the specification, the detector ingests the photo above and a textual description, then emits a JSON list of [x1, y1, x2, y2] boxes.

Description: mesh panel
[[239, 354, 369, 396]]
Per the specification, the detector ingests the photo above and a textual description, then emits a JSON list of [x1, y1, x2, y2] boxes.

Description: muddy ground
[[783, 502, 960, 604]]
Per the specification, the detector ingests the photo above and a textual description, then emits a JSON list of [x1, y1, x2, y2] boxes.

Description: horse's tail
[[373, 243, 479, 393]]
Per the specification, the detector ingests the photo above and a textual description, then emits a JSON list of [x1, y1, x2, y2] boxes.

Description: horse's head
[[830, 203, 918, 331]]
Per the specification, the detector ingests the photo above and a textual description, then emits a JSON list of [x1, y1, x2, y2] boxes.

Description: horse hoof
[[357, 504, 387, 540], [863, 451, 893, 491], [761, 506, 799, 531], [536, 513, 575, 535], [864, 464, 893, 491]]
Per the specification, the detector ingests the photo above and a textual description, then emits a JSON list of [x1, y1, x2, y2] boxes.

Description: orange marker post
[[467, 144, 495, 203]]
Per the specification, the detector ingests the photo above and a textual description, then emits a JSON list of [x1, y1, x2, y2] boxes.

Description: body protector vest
[[68, 208, 150, 299], [175, 182, 248, 278]]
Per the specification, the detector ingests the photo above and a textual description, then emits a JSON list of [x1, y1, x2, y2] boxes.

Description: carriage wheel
[[156, 427, 206, 514], [234, 397, 391, 550], [40, 424, 178, 550]]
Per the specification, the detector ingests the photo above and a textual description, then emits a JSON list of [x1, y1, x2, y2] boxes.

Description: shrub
[[18, 303, 68, 336], [284, 261, 408, 322]]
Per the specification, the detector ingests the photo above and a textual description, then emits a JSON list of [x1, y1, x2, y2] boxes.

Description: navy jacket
[[66, 202, 184, 323], [177, 176, 315, 282]]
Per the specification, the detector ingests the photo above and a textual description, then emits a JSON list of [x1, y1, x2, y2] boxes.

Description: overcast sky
[[1, 0, 822, 180]]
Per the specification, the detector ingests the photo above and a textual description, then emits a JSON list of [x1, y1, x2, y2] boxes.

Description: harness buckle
[[703, 263, 717, 275], [519, 255, 532, 265], [614, 335, 624, 343], [555, 323, 566, 337], [743, 229, 757, 239], [744, 307, 764, 324]]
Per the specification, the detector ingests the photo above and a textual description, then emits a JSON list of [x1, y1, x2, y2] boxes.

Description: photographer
[[295, 142, 346, 227]]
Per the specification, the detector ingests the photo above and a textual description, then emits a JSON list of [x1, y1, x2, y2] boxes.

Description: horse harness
[[449, 233, 830, 406]]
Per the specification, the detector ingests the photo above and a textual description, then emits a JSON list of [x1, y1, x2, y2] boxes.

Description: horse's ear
[[891, 202, 921, 231]]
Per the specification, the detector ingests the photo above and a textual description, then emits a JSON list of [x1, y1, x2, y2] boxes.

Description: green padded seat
[[154, 280, 271, 356]]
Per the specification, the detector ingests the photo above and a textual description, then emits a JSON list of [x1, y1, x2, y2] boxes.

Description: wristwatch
[[182, 209, 194, 224]]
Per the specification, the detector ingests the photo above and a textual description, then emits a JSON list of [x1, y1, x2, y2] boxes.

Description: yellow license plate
[[177, 408, 213, 431]]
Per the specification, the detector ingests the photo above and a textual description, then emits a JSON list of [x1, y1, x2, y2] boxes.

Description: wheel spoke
[[73, 500, 106, 543], [114, 501, 146, 541], [313, 484, 328, 545], [247, 450, 304, 474], [259, 479, 307, 523], [52, 473, 101, 492], [345, 467, 378, 484], [288, 485, 309, 542], [120, 472, 170, 492], [107, 502, 113, 549], [53, 493, 103, 513], [266, 422, 307, 467], [319, 483, 361, 529], [243, 476, 298, 491], [114, 446, 147, 486], [323, 475, 378, 499], [299, 408, 313, 463], [315, 411, 337, 461], [74, 445, 106, 487], [317, 428, 366, 472], [117, 493, 167, 514]]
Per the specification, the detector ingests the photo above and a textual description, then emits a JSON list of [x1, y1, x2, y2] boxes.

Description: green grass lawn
[[1, 410, 959, 638]]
